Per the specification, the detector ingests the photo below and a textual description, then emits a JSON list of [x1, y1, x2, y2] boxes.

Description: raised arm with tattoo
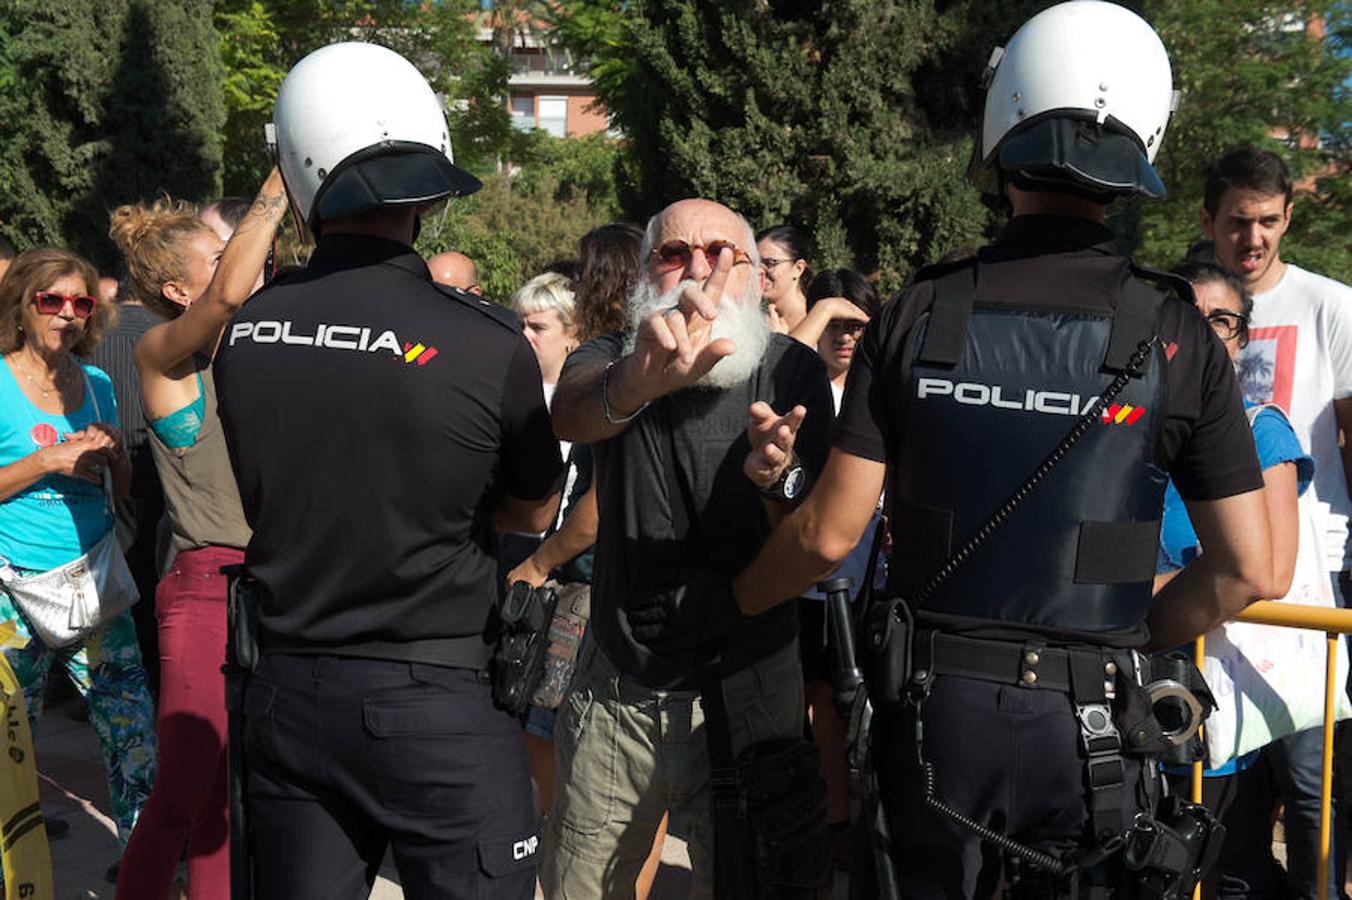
[[134, 168, 288, 382]]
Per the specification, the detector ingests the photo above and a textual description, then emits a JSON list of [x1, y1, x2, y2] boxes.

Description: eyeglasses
[[760, 257, 794, 271], [33, 291, 98, 319], [1205, 310, 1248, 341], [650, 240, 752, 273]]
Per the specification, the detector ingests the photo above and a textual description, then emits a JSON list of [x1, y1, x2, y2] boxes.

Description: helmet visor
[[996, 116, 1166, 199], [313, 143, 482, 225]]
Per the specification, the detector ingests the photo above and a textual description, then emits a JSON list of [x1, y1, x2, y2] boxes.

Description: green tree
[[416, 133, 626, 302], [212, 0, 528, 197], [557, 0, 1352, 290], [1127, 1, 1352, 281], [553, 0, 1001, 292], [0, 0, 224, 270]]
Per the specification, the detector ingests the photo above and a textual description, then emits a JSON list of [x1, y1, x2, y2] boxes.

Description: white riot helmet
[[972, 1, 1179, 199], [270, 42, 481, 230]]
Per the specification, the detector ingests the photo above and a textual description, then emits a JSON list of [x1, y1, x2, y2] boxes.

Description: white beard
[[624, 277, 770, 389]]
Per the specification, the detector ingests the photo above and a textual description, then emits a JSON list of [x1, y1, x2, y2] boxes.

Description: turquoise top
[[0, 360, 118, 569], [149, 371, 206, 449]]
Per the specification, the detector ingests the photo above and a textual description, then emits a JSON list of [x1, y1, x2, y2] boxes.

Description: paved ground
[[30, 697, 712, 899], [33, 694, 1330, 900]]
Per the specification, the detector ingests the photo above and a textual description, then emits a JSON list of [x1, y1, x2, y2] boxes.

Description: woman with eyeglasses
[[1158, 261, 1317, 899], [756, 224, 814, 333], [109, 171, 286, 900], [0, 247, 156, 879]]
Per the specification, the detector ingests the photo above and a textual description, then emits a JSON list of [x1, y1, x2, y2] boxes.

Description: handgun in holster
[[490, 581, 557, 716]]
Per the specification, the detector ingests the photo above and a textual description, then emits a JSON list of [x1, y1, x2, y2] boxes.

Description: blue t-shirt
[[1158, 403, 1313, 573], [1158, 401, 1314, 776], [0, 361, 119, 569]]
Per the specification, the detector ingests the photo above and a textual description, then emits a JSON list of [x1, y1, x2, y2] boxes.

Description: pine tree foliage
[[559, 0, 1351, 289], [0, 0, 224, 270], [555, 0, 997, 292]]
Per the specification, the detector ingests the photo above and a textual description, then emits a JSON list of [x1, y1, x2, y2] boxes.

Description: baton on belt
[[818, 577, 900, 900], [222, 565, 258, 900]]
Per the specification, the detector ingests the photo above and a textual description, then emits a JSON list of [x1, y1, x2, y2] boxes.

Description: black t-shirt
[[835, 216, 1263, 640], [569, 332, 834, 690], [214, 235, 561, 650]]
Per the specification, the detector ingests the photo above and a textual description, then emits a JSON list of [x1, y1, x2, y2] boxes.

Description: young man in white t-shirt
[[1200, 145, 1352, 900]]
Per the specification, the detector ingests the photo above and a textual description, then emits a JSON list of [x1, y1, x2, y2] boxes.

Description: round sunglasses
[[649, 240, 752, 273]]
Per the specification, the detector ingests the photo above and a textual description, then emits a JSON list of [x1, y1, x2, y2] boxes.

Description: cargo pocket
[[363, 693, 492, 816], [476, 830, 540, 896], [554, 687, 618, 837]]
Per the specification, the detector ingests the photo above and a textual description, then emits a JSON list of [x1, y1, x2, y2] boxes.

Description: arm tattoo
[[247, 193, 288, 222]]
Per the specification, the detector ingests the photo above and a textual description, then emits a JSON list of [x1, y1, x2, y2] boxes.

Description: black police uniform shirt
[[214, 235, 562, 649], [567, 331, 834, 691], [835, 216, 1263, 647]]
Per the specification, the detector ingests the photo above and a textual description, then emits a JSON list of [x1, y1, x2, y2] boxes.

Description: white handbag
[[1201, 405, 1352, 769], [0, 371, 138, 648]]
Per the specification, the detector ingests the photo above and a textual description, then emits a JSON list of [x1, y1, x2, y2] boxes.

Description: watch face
[[782, 466, 806, 500]]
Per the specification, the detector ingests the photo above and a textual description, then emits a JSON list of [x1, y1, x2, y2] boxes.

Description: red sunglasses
[[33, 291, 98, 319], [650, 240, 752, 273]]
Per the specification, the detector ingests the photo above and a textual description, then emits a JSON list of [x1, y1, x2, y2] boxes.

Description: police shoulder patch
[[432, 283, 520, 332], [909, 255, 979, 290], [1128, 263, 1193, 305]]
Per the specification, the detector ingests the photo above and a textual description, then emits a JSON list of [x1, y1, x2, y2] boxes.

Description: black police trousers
[[873, 675, 1154, 899], [242, 654, 538, 899]]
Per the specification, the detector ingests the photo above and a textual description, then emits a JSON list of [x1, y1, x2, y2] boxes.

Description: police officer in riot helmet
[[734, 3, 1272, 897], [213, 43, 561, 898]]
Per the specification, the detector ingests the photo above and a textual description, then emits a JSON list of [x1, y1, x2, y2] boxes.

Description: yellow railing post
[[1319, 632, 1336, 897], [1191, 633, 1205, 804], [1193, 634, 1205, 900]]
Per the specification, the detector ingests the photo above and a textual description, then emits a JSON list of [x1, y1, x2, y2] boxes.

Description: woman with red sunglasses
[[0, 246, 157, 876], [108, 170, 286, 900]]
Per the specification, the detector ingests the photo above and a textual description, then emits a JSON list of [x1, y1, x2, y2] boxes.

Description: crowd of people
[[1, 4, 1351, 899]]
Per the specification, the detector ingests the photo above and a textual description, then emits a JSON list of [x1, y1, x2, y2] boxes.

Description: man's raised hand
[[621, 247, 739, 405], [743, 401, 806, 488]]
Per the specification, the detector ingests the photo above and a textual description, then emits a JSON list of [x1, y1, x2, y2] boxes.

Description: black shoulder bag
[[658, 399, 832, 899]]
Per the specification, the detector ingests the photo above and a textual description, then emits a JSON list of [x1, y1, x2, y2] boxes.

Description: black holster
[[1120, 796, 1225, 900], [489, 581, 557, 715], [860, 597, 915, 707], [710, 737, 832, 899], [222, 565, 260, 900], [703, 671, 832, 900]]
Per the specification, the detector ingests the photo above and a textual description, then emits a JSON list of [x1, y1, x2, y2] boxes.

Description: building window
[[538, 96, 568, 138], [510, 95, 534, 132]]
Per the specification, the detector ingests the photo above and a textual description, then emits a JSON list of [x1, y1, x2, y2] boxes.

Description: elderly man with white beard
[[540, 199, 834, 898]]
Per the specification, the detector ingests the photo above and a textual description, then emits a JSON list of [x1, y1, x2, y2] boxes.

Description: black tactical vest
[[887, 263, 1169, 636]]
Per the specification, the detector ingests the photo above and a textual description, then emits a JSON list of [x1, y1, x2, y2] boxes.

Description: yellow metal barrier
[[1191, 600, 1352, 897]]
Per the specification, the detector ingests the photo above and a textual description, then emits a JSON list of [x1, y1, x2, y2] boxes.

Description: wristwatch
[[760, 456, 807, 503]]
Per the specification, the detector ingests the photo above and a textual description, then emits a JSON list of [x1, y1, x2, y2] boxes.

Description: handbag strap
[[74, 367, 117, 516]]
